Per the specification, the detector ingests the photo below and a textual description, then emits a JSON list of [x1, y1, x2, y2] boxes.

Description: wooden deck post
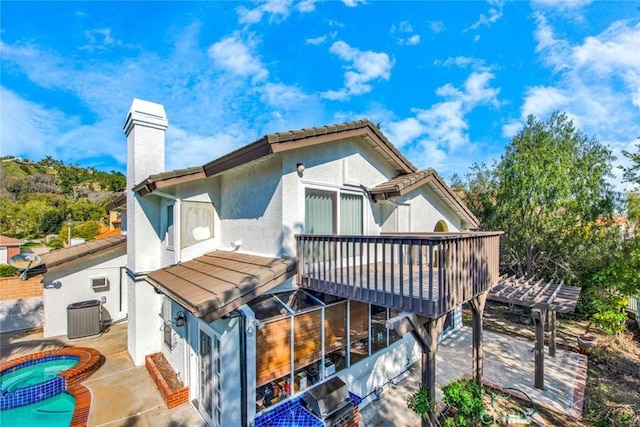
[[469, 291, 488, 385], [387, 312, 446, 427], [532, 308, 545, 389], [549, 310, 556, 357]]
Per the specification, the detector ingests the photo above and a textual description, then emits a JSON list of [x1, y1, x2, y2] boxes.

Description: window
[[305, 189, 363, 235], [166, 204, 175, 248], [180, 201, 215, 249], [161, 297, 174, 349]]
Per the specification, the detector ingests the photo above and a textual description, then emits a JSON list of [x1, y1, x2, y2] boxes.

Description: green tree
[[627, 192, 640, 227], [67, 198, 104, 221], [622, 141, 639, 184], [59, 221, 101, 243], [20, 200, 60, 238], [463, 113, 617, 283], [584, 236, 640, 335]]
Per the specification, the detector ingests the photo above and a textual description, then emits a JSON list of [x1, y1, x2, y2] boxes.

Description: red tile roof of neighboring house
[[0, 235, 25, 246]]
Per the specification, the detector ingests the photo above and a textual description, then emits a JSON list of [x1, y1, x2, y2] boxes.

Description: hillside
[[0, 156, 125, 240]]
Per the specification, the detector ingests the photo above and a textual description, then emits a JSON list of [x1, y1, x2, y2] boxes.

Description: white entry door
[[198, 327, 221, 426]]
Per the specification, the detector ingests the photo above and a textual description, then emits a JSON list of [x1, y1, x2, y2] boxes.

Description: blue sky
[[1, 1, 639, 190]]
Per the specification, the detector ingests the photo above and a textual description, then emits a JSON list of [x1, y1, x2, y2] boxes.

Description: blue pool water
[[0, 392, 75, 426], [1, 359, 78, 393]]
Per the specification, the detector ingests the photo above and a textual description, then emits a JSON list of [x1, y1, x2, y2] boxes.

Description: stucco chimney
[[124, 98, 167, 273], [124, 99, 167, 365]]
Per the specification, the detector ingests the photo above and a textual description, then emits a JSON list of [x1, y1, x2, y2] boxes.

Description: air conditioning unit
[[90, 276, 109, 292]]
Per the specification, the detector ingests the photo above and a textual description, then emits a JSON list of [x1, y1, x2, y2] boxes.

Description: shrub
[[47, 238, 64, 249], [407, 385, 435, 420], [0, 264, 17, 277], [442, 378, 485, 427]]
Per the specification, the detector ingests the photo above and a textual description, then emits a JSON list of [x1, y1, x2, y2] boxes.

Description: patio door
[[198, 327, 221, 426]]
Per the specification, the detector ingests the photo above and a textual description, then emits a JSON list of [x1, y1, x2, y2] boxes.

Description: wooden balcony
[[295, 232, 502, 319]]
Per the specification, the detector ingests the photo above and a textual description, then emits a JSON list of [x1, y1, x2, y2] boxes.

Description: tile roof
[[147, 251, 297, 323], [0, 235, 24, 246], [369, 169, 438, 195], [132, 166, 205, 196], [133, 118, 416, 196], [41, 235, 126, 270], [370, 169, 479, 228]]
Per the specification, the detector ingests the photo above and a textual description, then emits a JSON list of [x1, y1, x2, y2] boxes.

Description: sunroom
[[247, 288, 455, 412]]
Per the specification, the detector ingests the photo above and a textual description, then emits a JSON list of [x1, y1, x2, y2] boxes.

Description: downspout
[[229, 310, 248, 427], [119, 266, 125, 312]]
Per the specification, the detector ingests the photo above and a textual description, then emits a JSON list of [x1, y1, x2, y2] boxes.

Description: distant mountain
[[0, 155, 125, 203], [0, 156, 126, 239]]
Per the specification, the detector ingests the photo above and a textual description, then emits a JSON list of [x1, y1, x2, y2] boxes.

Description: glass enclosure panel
[[247, 295, 290, 322], [371, 305, 388, 353], [277, 290, 322, 313], [349, 301, 369, 364], [294, 309, 322, 370], [255, 318, 291, 388], [324, 302, 347, 375], [389, 309, 402, 344]]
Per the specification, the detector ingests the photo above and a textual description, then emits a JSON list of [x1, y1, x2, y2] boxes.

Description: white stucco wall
[[127, 276, 163, 366], [161, 298, 188, 384], [217, 156, 286, 256], [42, 251, 127, 338]]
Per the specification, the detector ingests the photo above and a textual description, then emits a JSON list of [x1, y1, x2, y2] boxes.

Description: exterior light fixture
[[174, 311, 187, 327], [296, 163, 305, 174]]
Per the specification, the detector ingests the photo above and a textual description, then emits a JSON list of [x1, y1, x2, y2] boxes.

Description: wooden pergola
[[488, 276, 582, 389]]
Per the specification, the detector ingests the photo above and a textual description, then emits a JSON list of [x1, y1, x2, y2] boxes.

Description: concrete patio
[[1, 323, 586, 427], [359, 326, 587, 426], [0, 322, 204, 426]]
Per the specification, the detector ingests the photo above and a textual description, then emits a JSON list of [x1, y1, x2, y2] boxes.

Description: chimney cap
[[128, 98, 167, 119], [124, 98, 168, 135]]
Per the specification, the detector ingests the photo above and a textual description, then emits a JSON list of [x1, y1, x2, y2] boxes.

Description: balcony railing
[[295, 232, 502, 319]]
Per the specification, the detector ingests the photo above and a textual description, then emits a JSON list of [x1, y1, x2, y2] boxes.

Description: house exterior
[[40, 235, 127, 337], [0, 235, 24, 264], [123, 99, 499, 426]]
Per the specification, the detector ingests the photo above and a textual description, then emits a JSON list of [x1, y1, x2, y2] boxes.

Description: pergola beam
[[488, 276, 582, 391]]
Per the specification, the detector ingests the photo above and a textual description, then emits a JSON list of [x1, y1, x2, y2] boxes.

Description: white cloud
[[208, 35, 268, 81], [407, 35, 421, 46], [322, 41, 393, 100], [236, 0, 294, 24], [0, 87, 121, 165], [296, 0, 320, 13], [533, 13, 571, 71], [427, 20, 444, 33], [466, 0, 504, 32], [531, 0, 593, 11], [436, 56, 489, 71], [385, 118, 425, 148], [501, 120, 522, 138], [379, 70, 501, 176], [79, 28, 125, 51], [0, 27, 325, 172], [391, 21, 421, 46], [508, 17, 640, 191], [306, 36, 327, 45], [342, 0, 366, 7], [520, 86, 569, 119]]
